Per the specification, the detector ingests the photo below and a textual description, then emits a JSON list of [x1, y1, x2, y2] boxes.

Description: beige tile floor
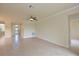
[[0, 37, 77, 56]]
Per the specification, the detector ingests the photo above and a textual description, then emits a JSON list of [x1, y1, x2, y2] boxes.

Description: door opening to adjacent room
[[12, 23, 21, 48]]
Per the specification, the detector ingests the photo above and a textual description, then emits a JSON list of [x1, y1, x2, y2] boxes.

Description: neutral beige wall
[[70, 19, 79, 39], [36, 14, 69, 47], [35, 6, 79, 48], [23, 20, 36, 38]]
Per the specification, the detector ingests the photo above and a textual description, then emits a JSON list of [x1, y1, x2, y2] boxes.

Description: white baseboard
[[23, 36, 69, 48], [23, 36, 36, 38], [37, 37, 69, 48]]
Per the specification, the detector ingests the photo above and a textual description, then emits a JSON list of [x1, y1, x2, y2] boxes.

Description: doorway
[[69, 14, 79, 53], [12, 23, 21, 48]]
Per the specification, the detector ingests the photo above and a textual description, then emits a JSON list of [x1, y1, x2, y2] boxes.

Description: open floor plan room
[[0, 3, 79, 56]]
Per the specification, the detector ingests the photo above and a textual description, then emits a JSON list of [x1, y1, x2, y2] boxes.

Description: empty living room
[[0, 2, 79, 56]]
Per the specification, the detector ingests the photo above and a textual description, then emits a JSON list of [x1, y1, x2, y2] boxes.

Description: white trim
[[37, 37, 68, 48]]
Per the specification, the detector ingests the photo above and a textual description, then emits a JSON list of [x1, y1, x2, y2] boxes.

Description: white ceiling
[[0, 3, 79, 20]]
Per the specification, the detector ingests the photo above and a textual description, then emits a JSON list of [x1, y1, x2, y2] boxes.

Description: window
[[0, 23, 5, 38]]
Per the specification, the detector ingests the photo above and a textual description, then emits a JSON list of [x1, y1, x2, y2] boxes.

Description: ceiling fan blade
[[28, 16, 38, 21]]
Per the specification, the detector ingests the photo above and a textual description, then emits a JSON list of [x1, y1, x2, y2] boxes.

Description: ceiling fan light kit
[[29, 18, 34, 21], [29, 16, 38, 21], [28, 5, 38, 21]]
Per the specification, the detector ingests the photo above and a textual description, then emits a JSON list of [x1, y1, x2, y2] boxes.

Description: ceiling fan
[[27, 5, 38, 21], [29, 16, 38, 21]]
